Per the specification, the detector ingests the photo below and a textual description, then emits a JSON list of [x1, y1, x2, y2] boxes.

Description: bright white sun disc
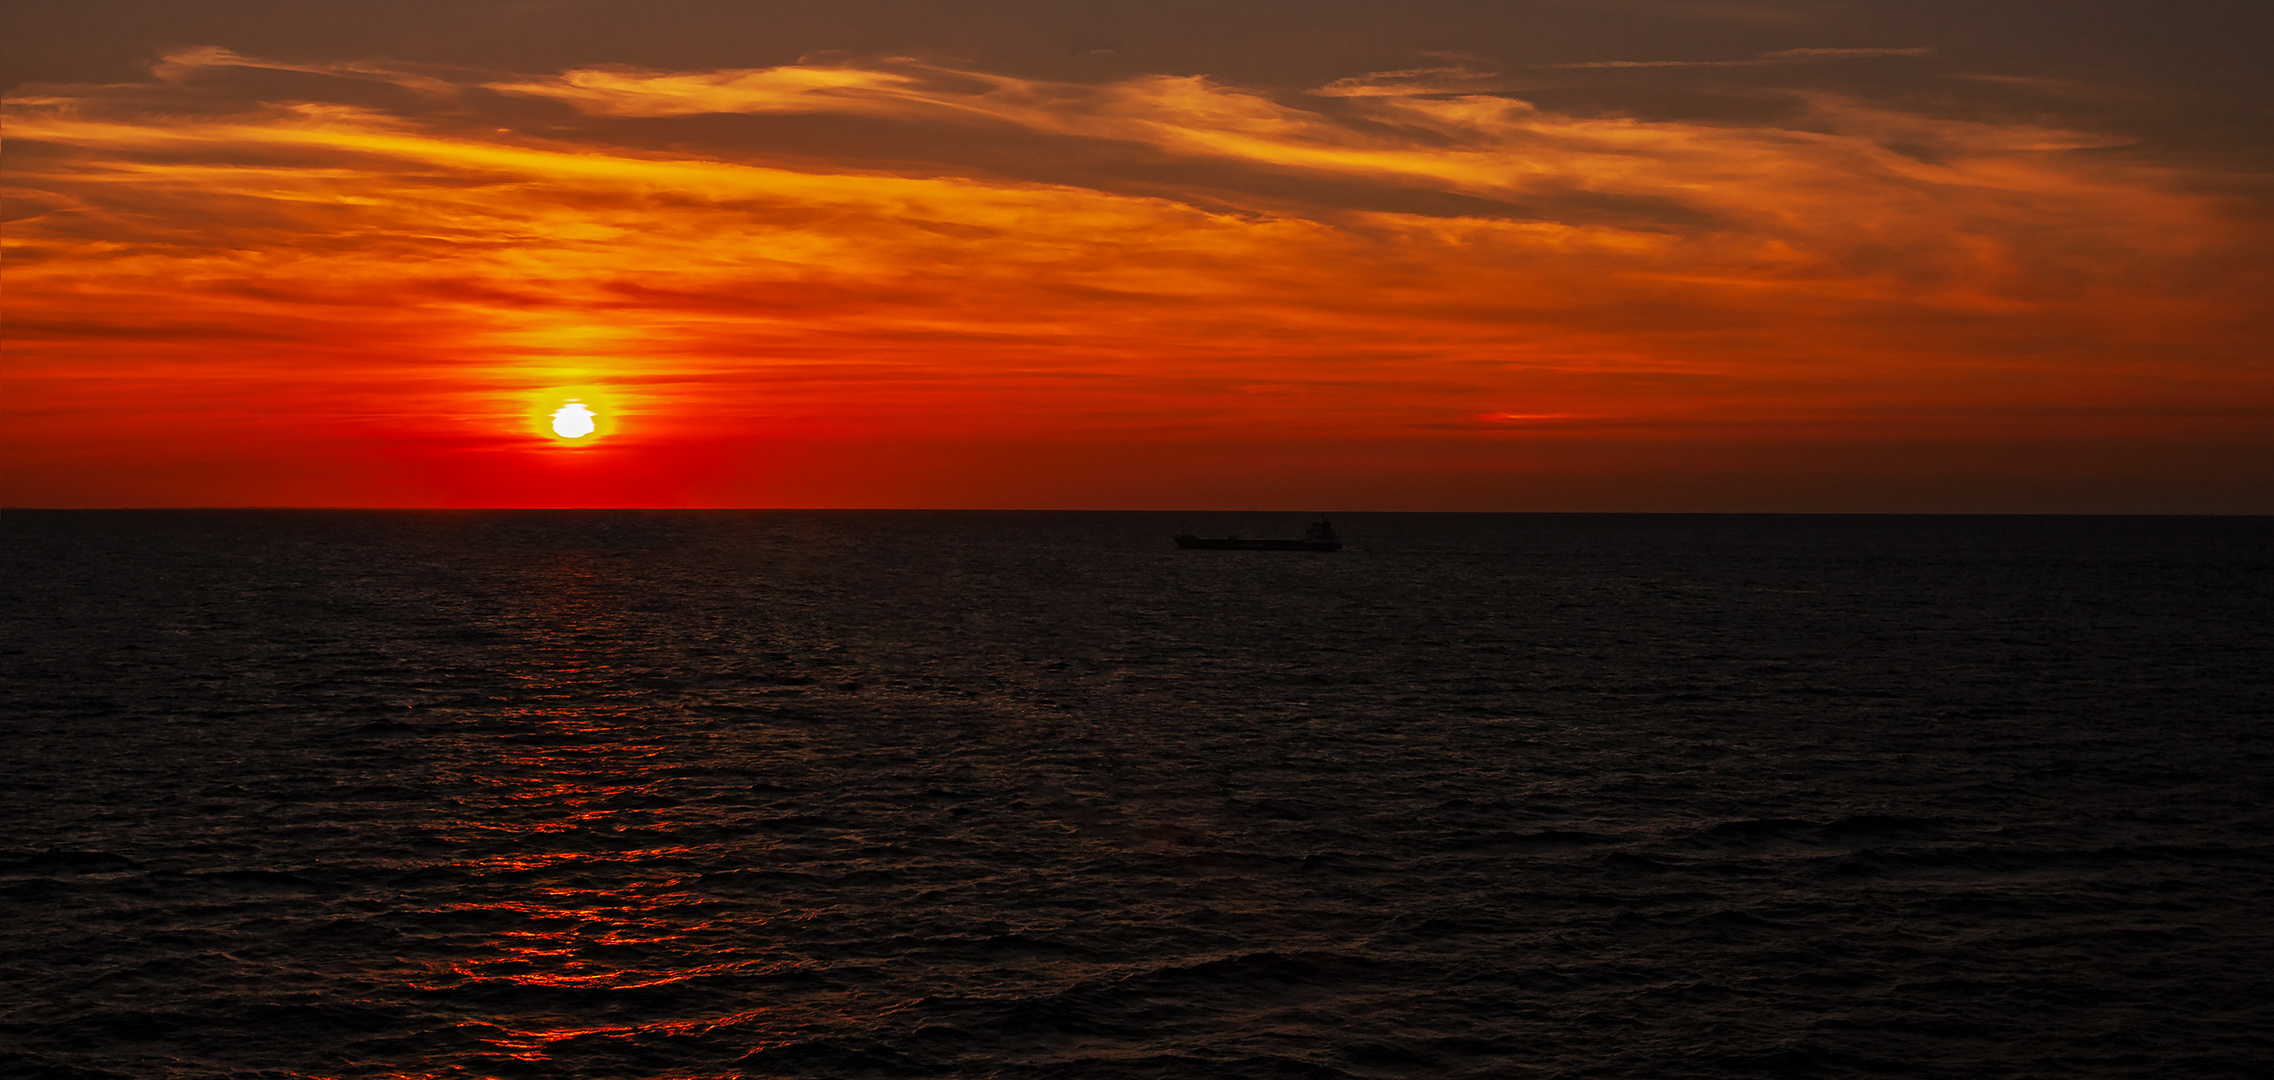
[[551, 400, 596, 438]]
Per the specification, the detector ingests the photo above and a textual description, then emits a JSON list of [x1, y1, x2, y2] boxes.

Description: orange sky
[[6, 12, 2271, 509]]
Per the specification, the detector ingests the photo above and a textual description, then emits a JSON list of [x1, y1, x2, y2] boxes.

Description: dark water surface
[[3, 511, 2269, 1079]]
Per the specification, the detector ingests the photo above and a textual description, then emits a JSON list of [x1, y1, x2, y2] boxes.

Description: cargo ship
[[1174, 518, 1341, 551]]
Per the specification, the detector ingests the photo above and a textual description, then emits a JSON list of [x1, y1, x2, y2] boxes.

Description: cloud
[[3, 50, 2266, 507], [154, 46, 462, 95], [485, 65, 924, 116], [1309, 66, 1510, 98], [477, 57, 2144, 228]]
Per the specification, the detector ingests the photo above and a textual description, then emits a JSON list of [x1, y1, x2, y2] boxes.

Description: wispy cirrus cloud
[[150, 46, 463, 95], [485, 64, 926, 116]]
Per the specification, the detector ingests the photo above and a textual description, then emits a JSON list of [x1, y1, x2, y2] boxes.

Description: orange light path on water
[[382, 559, 813, 1070], [3, 50, 2268, 508]]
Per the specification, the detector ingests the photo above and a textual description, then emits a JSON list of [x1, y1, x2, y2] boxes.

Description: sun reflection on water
[[415, 553, 775, 1068], [467, 1010, 774, 1064]]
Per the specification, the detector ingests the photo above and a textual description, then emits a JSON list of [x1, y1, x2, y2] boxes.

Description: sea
[[3, 510, 2269, 1079]]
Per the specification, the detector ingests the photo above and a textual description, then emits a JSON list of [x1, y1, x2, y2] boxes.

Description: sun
[[550, 399, 596, 439], [526, 384, 618, 443]]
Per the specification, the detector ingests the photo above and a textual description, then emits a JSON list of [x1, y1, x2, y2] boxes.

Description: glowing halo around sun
[[550, 399, 596, 438], [526, 385, 618, 445]]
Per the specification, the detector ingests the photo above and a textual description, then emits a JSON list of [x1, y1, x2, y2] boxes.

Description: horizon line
[[5, 506, 2268, 518]]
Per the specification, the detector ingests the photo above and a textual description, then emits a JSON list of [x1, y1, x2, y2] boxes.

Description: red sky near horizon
[[5, 2, 2270, 510]]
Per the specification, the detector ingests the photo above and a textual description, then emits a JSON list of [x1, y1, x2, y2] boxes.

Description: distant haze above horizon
[[6, 1, 2270, 511]]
